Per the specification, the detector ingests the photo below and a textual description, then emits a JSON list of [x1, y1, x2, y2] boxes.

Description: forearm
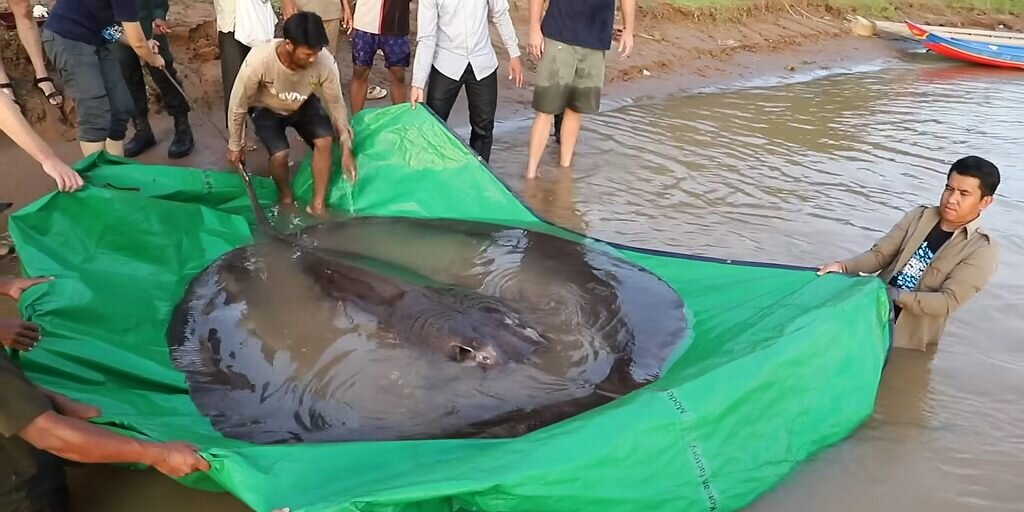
[[19, 411, 159, 466], [620, 0, 635, 32], [120, 22, 156, 60], [528, 0, 543, 29], [840, 249, 892, 275], [490, 0, 521, 58], [893, 289, 957, 317], [320, 65, 352, 147], [328, 110, 352, 148], [410, 43, 435, 89], [841, 208, 922, 274], [227, 107, 248, 151], [411, 0, 437, 89], [226, 70, 255, 151], [0, 95, 65, 167]]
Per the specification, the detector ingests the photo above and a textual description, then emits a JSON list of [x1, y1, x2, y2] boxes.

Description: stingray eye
[[479, 304, 502, 315], [477, 353, 493, 366], [450, 343, 474, 363]]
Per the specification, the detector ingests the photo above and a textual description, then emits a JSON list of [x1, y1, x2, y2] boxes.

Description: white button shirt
[[411, 0, 521, 89]]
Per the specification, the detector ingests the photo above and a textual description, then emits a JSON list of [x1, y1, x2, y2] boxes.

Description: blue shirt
[[541, 0, 616, 51], [44, 0, 139, 47]]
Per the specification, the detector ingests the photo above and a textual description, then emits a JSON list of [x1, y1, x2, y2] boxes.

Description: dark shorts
[[351, 29, 410, 68], [532, 38, 606, 115], [249, 95, 334, 156]]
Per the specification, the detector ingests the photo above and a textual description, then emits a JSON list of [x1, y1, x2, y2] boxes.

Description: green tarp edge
[[7, 105, 890, 512]]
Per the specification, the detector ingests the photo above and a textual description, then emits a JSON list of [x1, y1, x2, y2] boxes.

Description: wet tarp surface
[[7, 105, 890, 512]]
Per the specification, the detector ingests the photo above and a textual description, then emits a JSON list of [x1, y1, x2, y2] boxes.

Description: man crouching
[[226, 11, 357, 217]]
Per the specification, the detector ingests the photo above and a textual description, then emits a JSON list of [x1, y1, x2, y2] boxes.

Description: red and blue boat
[[905, 20, 1024, 70]]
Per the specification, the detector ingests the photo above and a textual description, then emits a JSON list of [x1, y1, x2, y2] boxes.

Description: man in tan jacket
[[817, 156, 1000, 351]]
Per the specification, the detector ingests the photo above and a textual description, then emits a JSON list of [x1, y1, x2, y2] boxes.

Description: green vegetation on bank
[[663, 0, 1020, 17]]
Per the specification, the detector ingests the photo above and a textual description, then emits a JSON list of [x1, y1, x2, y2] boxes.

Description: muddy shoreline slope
[[0, 0, 1017, 217], [0, 1, 1017, 131]]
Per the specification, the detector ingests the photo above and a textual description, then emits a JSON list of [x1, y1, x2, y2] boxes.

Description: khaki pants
[[323, 18, 340, 57]]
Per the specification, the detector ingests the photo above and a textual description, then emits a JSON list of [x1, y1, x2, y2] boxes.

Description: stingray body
[[165, 169, 688, 443]]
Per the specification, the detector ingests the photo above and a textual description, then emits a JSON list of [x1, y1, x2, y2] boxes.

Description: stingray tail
[[233, 163, 289, 244]]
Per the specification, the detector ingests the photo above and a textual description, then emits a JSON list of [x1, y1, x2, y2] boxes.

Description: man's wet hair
[[949, 156, 1000, 197], [282, 11, 329, 50]]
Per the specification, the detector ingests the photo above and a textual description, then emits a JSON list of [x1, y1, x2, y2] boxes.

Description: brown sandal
[[34, 77, 64, 108]]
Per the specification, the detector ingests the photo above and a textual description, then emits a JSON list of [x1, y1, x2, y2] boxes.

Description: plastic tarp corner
[[7, 105, 891, 512]]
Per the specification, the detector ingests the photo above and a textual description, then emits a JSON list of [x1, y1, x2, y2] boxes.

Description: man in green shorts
[[525, 0, 634, 179]]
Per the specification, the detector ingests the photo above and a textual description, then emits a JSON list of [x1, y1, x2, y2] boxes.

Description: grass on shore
[[663, 0, 1021, 17]]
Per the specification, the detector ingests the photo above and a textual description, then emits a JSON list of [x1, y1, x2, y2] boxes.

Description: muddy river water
[[2, 50, 1022, 510]]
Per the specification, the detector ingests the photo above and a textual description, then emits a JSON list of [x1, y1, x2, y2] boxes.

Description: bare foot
[[525, 168, 540, 179], [306, 203, 327, 218], [34, 77, 64, 107], [46, 391, 101, 420]]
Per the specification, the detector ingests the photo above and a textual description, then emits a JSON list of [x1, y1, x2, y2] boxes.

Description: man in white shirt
[[409, 0, 523, 163]]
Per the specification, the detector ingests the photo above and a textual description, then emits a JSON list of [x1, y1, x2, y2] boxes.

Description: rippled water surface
[[168, 217, 686, 443], [487, 54, 1024, 511]]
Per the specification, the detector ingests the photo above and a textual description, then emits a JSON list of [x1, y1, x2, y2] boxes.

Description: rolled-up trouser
[[41, 29, 134, 142]]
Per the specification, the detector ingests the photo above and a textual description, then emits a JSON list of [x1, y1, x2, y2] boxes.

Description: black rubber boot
[[168, 113, 195, 159], [124, 116, 156, 158]]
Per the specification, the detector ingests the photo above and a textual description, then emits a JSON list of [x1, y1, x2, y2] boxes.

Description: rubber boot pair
[[124, 113, 195, 159]]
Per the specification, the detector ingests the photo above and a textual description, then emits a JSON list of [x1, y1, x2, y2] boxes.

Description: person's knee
[[352, 66, 371, 81], [312, 136, 332, 153], [388, 67, 407, 85], [269, 150, 289, 167], [77, 99, 112, 142]]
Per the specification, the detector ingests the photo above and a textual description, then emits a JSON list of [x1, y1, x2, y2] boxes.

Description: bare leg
[[387, 66, 407, 105], [10, 0, 61, 106], [350, 66, 371, 114], [268, 150, 293, 207], [79, 141, 105, 157], [526, 112, 554, 179], [0, 48, 13, 100], [105, 138, 124, 157], [558, 108, 582, 167], [308, 137, 331, 216]]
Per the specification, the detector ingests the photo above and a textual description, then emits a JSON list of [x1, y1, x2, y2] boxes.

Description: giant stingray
[[166, 168, 689, 443]]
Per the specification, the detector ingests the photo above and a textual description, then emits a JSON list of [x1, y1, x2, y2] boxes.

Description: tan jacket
[[841, 205, 998, 351]]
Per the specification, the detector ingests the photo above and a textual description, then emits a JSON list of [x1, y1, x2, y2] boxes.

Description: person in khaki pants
[[817, 156, 1001, 351]]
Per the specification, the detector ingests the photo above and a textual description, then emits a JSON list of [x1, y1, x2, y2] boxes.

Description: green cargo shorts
[[532, 38, 606, 115]]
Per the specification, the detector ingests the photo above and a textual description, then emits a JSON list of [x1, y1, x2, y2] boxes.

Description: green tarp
[[7, 105, 890, 512]]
